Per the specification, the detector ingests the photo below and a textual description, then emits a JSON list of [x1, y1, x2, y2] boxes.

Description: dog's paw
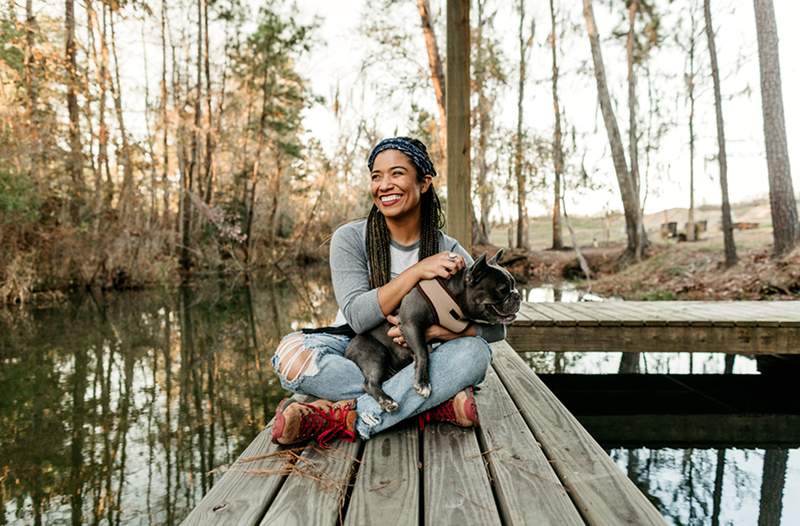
[[414, 383, 431, 398], [379, 398, 399, 412]]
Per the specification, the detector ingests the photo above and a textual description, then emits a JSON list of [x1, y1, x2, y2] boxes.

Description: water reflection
[[610, 447, 799, 526], [1, 278, 797, 525], [0, 271, 337, 525]]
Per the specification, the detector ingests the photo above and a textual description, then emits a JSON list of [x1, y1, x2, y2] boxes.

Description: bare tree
[[582, 0, 646, 260], [627, 0, 642, 260], [65, 0, 84, 220], [705, 0, 737, 266], [514, 0, 534, 251], [685, 3, 698, 242], [753, 0, 798, 256], [473, 0, 495, 246], [416, 0, 446, 157], [549, 0, 563, 250]]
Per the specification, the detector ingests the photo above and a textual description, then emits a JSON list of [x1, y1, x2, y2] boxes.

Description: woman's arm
[[330, 222, 465, 333]]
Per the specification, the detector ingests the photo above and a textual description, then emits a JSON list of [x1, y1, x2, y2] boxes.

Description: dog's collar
[[415, 278, 470, 333]]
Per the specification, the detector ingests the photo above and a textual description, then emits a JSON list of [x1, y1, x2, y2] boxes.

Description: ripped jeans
[[271, 331, 492, 440]]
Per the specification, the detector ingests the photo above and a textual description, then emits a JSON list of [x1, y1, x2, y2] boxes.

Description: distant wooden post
[[446, 0, 471, 251]]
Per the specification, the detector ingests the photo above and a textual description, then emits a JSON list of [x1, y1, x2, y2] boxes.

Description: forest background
[[1, 0, 798, 304]]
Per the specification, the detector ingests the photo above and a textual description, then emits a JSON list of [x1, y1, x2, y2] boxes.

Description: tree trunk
[[583, 0, 645, 259], [473, 0, 491, 246], [65, 0, 84, 221], [417, 0, 446, 158], [445, 0, 471, 251], [202, 0, 214, 205], [705, 0, 738, 266], [549, 0, 563, 250], [25, 0, 41, 186], [161, 0, 170, 223], [687, 7, 696, 242], [757, 449, 788, 526], [515, 0, 534, 251], [180, 0, 203, 273], [753, 0, 798, 257], [109, 9, 135, 219], [626, 0, 643, 260]]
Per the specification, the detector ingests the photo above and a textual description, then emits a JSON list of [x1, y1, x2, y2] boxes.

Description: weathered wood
[[260, 438, 362, 526], [445, 0, 471, 250], [529, 303, 582, 326], [423, 424, 501, 526], [507, 324, 800, 354], [491, 340, 666, 526], [475, 369, 583, 525], [181, 426, 294, 526], [518, 302, 555, 325], [510, 301, 800, 329], [344, 424, 418, 526]]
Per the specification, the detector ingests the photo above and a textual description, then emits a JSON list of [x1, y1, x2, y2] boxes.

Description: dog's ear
[[488, 248, 505, 266], [466, 253, 489, 285]]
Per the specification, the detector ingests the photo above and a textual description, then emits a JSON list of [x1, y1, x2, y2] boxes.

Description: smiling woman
[[269, 136, 505, 447]]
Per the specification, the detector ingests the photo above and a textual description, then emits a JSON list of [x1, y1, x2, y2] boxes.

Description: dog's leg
[[401, 324, 431, 398], [344, 337, 399, 412]]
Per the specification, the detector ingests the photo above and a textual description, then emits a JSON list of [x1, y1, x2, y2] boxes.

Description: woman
[[270, 137, 505, 446]]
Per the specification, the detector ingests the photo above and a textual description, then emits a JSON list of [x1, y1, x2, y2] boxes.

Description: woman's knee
[[445, 336, 492, 383], [272, 332, 319, 383]]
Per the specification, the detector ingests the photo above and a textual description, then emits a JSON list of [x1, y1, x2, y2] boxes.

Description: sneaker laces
[[298, 402, 356, 448]]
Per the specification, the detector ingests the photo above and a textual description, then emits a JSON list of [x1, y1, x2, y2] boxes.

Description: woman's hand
[[387, 315, 475, 346], [413, 251, 466, 281]]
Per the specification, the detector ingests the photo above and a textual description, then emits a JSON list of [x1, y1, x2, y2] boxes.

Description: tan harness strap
[[416, 278, 469, 333]]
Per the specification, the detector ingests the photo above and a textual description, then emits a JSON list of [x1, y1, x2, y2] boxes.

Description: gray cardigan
[[329, 219, 506, 342]]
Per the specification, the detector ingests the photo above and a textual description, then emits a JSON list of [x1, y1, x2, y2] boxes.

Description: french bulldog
[[344, 249, 521, 412]]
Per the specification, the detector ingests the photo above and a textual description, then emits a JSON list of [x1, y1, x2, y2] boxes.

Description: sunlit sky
[[101, 0, 800, 219]]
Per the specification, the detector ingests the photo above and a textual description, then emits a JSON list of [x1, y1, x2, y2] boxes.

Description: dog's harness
[[415, 278, 470, 333]]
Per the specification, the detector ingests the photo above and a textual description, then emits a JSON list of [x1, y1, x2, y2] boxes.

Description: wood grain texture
[[490, 340, 666, 526], [507, 325, 800, 354], [445, 0, 472, 250], [180, 425, 294, 526], [509, 301, 800, 329], [344, 424, 418, 526], [423, 424, 502, 526], [260, 438, 362, 526], [475, 368, 583, 525]]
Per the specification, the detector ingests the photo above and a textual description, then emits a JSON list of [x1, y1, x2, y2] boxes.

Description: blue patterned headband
[[367, 137, 437, 178]]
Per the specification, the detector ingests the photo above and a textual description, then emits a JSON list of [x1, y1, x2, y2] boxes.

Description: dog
[[344, 249, 521, 412]]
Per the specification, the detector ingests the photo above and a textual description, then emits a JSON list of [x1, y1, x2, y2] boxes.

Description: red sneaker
[[271, 398, 357, 447], [418, 387, 479, 430]]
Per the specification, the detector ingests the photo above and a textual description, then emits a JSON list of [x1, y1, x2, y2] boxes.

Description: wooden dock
[[181, 340, 666, 525], [508, 300, 800, 354]]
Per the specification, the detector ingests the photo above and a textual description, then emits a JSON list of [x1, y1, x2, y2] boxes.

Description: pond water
[[0, 273, 797, 525]]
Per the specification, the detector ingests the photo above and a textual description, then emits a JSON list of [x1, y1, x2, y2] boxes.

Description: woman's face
[[370, 149, 432, 221]]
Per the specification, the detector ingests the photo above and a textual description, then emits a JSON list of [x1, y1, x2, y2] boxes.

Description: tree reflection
[[0, 265, 336, 524]]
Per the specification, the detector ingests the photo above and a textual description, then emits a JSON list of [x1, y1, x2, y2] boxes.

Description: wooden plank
[[423, 424, 501, 526], [518, 302, 556, 326], [181, 425, 294, 526], [344, 424, 418, 526], [475, 368, 583, 525], [528, 303, 580, 326], [506, 325, 800, 354], [260, 438, 362, 526], [490, 340, 666, 526]]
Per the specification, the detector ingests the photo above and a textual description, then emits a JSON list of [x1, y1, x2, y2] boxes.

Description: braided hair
[[366, 137, 444, 289]]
